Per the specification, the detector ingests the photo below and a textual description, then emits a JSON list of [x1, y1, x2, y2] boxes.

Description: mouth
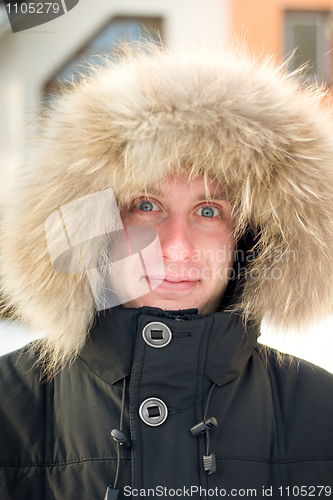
[[146, 275, 200, 291]]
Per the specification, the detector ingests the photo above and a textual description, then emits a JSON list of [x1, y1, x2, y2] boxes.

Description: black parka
[[2, 45, 333, 500], [1, 306, 333, 499]]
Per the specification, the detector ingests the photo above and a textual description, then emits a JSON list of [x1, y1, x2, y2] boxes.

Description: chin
[[122, 296, 214, 313]]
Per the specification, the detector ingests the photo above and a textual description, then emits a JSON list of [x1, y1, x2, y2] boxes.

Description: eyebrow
[[141, 188, 227, 201], [196, 192, 227, 201]]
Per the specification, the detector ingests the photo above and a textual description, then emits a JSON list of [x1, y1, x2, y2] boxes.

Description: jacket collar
[[79, 306, 259, 387]]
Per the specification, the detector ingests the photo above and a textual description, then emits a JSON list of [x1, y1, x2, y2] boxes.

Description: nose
[[158, 215, 194, 262]]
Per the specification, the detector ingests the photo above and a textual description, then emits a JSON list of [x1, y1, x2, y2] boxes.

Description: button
[[139, 398, 168, 426], [142, 322, 172, 348]]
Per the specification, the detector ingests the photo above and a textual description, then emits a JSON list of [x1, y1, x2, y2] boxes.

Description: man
[[116, 173, 235, 313], [1, 45, 333, 499]]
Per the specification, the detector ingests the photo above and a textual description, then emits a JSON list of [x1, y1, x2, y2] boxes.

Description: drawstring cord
[[190, 381, 218, 475], [204, 382, 216, 460], [104, 377, 128, 500], [113, 376, 127, 490], [106, 378, 218, 498]]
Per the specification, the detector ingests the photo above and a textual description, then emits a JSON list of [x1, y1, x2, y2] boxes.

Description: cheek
[[202, 231, 235, 267]]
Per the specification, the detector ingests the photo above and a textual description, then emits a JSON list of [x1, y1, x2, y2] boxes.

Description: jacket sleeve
[[0, 348, 54, 500]]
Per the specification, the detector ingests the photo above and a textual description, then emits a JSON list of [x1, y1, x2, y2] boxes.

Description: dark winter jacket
[[1, 306, 333, 499], [2, 45, 333, 500]]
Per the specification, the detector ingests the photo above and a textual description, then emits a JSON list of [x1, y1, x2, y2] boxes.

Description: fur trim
[[2, 44, 333, 373]]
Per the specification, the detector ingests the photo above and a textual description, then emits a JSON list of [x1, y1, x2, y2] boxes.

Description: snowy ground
[[0, 315, 333, 373]]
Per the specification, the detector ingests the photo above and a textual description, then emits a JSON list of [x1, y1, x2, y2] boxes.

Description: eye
[[195, 206, 220, 218], [136, 200, 159, 211]]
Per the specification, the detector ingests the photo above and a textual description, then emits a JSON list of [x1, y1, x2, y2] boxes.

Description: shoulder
[[261, 345, 333, 395], [257, 345, 333, 455], [0, 344, 43, 394], [0, 346, 51, 465]]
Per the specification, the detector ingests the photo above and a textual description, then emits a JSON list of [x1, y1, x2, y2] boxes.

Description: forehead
[[140, 174, 226, 200]]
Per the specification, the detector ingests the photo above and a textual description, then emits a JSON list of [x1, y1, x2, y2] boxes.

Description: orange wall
[[231, 0, 333, 63]]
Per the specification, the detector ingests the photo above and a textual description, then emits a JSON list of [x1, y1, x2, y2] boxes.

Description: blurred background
[[1, 0, 333, 371]]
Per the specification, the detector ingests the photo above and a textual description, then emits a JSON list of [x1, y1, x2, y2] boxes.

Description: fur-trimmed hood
[[2, 44, 333, 371]]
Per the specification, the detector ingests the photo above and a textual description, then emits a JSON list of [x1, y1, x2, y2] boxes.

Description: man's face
[[119, 173, 235, 313]]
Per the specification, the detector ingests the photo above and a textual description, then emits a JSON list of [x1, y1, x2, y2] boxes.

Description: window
[[284, 11, 331, 83], [43, 16, 163, 102]]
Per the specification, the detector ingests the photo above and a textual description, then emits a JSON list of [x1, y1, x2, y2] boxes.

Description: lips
[[151, 276, 199, 283], [146, 275, 200, 291]]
